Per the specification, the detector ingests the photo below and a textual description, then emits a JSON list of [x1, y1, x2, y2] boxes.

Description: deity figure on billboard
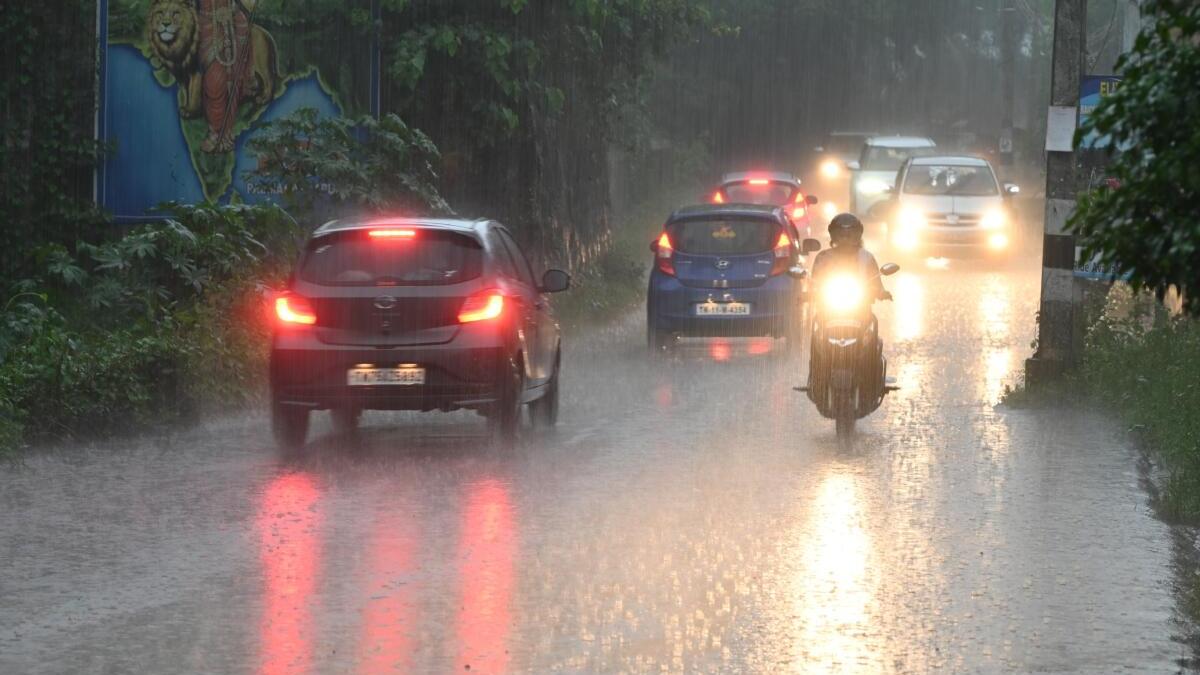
[[145, 0, 280, 153]]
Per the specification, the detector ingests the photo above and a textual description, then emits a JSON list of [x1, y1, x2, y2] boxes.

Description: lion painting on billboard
[[146, 0, 280, 152]]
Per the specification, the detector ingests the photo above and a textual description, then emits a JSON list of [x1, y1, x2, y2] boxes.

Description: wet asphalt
[[0, 256, 1190, 673]]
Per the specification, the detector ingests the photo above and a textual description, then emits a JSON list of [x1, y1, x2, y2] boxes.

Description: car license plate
[[347, 367, 426, 386], [695, 302, 751, 316]]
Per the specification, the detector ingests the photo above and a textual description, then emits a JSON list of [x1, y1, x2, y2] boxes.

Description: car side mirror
[[649, 239, 659, 253], [846, 160, 861, 171], [880, 263, 900, 276], [801, 238, 822, 254], [540, 269, 571, 293], [806, 194, 819, 205], [1003, 183, 1020, 196]]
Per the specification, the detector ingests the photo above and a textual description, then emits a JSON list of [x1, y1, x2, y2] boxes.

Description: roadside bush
[[1080, 305, 1200, 520], [0, 203, 304, 455]]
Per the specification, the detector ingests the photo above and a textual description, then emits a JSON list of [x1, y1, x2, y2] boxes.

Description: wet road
[[1, 257, 1188, 673]]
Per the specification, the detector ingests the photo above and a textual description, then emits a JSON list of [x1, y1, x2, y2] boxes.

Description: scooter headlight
[[822, 275, 865, 313]]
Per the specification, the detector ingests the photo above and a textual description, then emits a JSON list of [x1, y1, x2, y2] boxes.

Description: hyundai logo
[[715, 259, 731, 270], [373, 296, 397, 310]]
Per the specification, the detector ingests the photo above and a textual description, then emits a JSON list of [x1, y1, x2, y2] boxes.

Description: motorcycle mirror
[[801, 238, 822, 254], [787, 265, 808, 279], [880, 263, 900, 276]]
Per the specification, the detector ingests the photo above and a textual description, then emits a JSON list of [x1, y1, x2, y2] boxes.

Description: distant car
[[646, 203, 820, 353], [847, 136, 937, 219], [884, 155, 1021, 256], [710, 171, 819, 240], [270, 217, 570, 448], [811, 131, 877, 218]]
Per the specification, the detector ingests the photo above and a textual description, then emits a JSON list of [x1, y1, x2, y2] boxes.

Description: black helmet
[[828, 213, 864, 247]]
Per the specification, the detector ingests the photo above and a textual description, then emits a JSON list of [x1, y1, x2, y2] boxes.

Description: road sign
[[1079, 75, 1122, 148]]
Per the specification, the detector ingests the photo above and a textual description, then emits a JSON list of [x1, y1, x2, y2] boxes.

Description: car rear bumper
[[270, 330, 508, 411], [908, 227, 1012, 256], [647, 273, 799, 337]]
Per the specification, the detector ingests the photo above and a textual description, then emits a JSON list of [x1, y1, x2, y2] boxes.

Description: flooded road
[[0, 258, 1187, 673]]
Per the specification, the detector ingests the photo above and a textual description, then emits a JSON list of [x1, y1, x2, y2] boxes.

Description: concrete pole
[[1025, 0, 1087, 385], [1122, 0, 1142, 55], [1000, 0, 1017, 166]]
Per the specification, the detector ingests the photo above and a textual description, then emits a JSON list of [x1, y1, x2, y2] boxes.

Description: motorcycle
[[793, 250, 900, 438]]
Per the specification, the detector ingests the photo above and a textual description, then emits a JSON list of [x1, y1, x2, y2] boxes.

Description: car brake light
[[655, 232, 676, 276], [368, 228, 417, 239], [275, 295, 317, 325], [458, 292, 505, 323], [770, 231, 793, 276], [748, 178, 770, 186], [712, 191, 725, 204]]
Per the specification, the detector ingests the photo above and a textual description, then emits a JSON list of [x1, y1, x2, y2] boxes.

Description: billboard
[[1079, 75, 1122, 149], [97, 0, 379, 221]]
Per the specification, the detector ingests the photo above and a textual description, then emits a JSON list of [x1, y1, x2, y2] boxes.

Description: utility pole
[[1025, 0, 1087, 385]]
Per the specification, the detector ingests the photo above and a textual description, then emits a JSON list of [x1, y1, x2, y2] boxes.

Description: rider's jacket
[[811, 244, 886, 299]]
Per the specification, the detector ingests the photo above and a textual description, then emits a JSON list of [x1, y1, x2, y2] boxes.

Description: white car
[[885, 155, 1020, 256], [847, 136, 936, 218]]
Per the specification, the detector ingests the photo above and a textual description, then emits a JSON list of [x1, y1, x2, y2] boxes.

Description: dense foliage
[[0, 205, 301, 453], [248, 109, 450, 218], [1070, 0, 1200, 315], [0, 1, 104, 281]]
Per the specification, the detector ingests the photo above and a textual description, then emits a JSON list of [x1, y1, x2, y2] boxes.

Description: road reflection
[[455, 478, 517, 673], [790, 466, 879, 672], [356, 504, 419, 673], [892, 272, 924, 343], [257, 472, 323, 675]]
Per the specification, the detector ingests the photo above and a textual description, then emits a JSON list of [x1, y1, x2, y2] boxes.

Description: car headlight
[[822, 275, 865, 313], [859, 179, 890, 195], [820, 160, 841, 179], [980, 209, 1006, 230], [898, 207, 927, 230]]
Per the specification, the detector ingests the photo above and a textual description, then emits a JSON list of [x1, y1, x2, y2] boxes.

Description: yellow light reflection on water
[[983, 347, 1014, 405], [892, 273, 924, 342], [791, 470, 878, 672]]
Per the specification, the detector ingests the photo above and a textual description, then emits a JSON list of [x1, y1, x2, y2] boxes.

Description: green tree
[[1070, 0, 1200, 315]]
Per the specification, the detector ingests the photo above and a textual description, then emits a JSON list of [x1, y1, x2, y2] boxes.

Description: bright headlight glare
[[859, 179, 890, 195], [822, 275, 865, 312], [981, 210, 1006, 230], [899, 207, 926, 230], [821, 160, 840, 179]]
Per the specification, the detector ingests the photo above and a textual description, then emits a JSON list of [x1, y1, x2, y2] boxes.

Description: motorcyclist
[[810, 213, 891, 301]]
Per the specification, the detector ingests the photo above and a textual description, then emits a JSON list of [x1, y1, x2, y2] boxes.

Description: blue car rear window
[[666, 219, 780, 256]]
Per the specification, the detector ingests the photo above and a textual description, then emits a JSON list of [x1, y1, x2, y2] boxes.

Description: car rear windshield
[[861, 145, 935, 170], [903, 165, 999, 196], [666, 218, 781, 256], [299, 229, 483, 286], [722, 181, 798, 205]]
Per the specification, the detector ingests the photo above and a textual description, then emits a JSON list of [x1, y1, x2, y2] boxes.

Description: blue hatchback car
[[646, 204, 817, 353]]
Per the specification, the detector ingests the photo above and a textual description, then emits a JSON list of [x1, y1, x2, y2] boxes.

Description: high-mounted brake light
[[770, 231, 793, 276], [368, 229, 417, 239], [712, 191, 725, 204], [276, 295, 317, 325], [655, 232, 676, 276], [748, 178, 770, 186], [458, 292, 505, 323]]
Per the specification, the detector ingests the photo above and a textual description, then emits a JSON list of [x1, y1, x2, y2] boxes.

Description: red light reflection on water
[[257, 473, 323, 675], [709, 339, 732, 362], [454, 479, 516, 673], [747, 338, 773, 356], [357, 513, 419, 673]]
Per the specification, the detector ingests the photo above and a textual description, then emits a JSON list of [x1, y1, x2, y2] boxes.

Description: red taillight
[[458, 292, 505, 323], [655, 232, 676, 276], [712, 191, 725, 204], [275, 295, 317, 325], [770, 231, 793, 276], [748, 178, 770, 186], [368, 228, 417, 239]]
